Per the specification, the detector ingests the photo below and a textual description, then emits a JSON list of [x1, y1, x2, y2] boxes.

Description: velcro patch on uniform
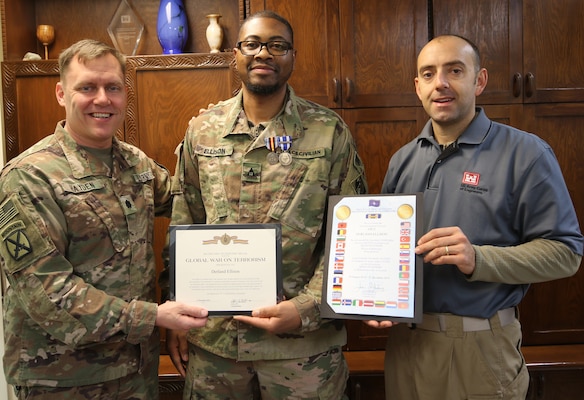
[[133, 169, 155, 183], [120, 195, 137, 215], [1, 220, 32, 260], [0, 198, 19, 229], [194, 144, 233, 156], [0, 193, 56, 273], [243, 162, 261, 183], [289, 148, 325, 159], [61, 180, 105, 194]]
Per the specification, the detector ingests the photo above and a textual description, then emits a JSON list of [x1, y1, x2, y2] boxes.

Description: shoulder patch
[[0, 193, 56, 273], [0, 198, 18, 229], [1, 220, 32, 260]]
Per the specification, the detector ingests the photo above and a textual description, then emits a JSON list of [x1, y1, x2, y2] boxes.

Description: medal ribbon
[[265, 136, 279, 152], [279, 135, 292, 152]]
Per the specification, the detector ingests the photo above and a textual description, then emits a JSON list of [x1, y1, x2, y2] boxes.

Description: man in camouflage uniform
[[164, 10, 367, 400], [0, 39, 208, 400]]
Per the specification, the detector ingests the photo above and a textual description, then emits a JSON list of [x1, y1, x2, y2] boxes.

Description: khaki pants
[[385, 312, 529, 400]]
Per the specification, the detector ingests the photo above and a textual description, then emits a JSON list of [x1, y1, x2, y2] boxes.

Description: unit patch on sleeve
[[0, 194, 57, 272], [2, 220, 32, 261]]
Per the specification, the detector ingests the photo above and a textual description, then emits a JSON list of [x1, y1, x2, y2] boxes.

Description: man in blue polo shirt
[[368, 34, 583, 399]]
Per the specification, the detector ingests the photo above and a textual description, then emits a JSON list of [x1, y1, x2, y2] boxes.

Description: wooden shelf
[[1, 0, 245, 61]]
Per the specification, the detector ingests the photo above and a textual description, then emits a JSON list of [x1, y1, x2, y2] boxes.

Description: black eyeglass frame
[[235, 40, 293, 56]]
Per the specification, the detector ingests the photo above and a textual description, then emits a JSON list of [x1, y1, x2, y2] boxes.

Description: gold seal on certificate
[[397, 204, 414, 219], [321, 194, 423, 323], [335, 205, 351, 220]]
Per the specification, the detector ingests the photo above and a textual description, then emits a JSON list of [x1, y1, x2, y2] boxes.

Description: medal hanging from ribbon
[[265, 136, 279, 165], [278, 135, 293, 165]]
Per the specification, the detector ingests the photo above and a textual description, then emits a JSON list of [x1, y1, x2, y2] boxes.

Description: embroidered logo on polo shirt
[[460, 171, 489, 195], [462, 171, 480, 186]]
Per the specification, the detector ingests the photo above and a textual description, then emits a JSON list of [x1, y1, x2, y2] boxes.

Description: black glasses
[[236, 40, 293, 56]]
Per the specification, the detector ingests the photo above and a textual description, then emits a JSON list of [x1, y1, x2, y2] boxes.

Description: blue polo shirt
[[382, 108, 583, 318]]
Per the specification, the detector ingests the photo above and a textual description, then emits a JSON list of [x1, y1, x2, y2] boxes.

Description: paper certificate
[[169, 224, 283, 315], [321, 194, 423, 323]]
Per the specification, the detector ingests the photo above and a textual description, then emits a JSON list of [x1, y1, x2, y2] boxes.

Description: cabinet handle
[[333, 78, 340, 104], [345, 77, 353, 103], [525, 72, 535, 98], [512, 72, 522, 97]]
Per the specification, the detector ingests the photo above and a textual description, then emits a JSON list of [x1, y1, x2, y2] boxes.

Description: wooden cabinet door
[[432, 0, 523, 105], [341, 107, 427, 194], [248, 0, 342, 108], [433, 0, 584, 104], [522, 0, 584, 103], [338, 0, 428, 108], [2, 61, 68, 161], [249, 0, 428, 109]]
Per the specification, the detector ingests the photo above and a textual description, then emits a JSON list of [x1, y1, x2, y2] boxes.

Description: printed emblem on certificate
[[169, 224, 283, 315], [321, 194, 423, 323]]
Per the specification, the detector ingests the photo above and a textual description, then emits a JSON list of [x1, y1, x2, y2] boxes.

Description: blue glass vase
[[157, 0, 188, 54]]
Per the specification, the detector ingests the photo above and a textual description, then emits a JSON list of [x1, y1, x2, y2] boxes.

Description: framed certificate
[[321, 194, 423, 323], [169, 224, 283, 315]]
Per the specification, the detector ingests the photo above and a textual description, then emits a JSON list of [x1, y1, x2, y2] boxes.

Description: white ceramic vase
[[205, 14, 223, 53]]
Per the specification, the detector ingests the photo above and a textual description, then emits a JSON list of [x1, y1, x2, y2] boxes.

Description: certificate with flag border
[[169, 224, 283, 315], [321, 194, 423, 323]]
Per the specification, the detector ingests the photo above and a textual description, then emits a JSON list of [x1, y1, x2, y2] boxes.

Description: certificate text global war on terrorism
[[169, 224, 283, 315]]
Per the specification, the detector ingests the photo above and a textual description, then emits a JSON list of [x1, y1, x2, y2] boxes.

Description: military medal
[[265, 137, 279, 165], [278, 135, 293, 166]]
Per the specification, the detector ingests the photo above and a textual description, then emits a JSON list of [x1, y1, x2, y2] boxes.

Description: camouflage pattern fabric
[[12, 353, 159, 400], [183, 344, 349, 399], [0, 121, 171, 390], [169, 85, 368, 361]]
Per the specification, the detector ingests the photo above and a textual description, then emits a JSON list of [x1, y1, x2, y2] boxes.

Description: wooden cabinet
[[249, 0, 428, 109], [433, 0, 584, 104]]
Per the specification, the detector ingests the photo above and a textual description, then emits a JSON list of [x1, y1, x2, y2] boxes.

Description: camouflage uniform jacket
[[171, 86, 368, 360], [0, 121, 171, 387]]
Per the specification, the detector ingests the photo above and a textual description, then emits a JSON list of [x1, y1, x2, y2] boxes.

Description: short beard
[[245, 81, 281, 95]]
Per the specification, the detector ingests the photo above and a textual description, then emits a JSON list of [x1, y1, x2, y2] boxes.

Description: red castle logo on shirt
[[462, 172, 480, 186]]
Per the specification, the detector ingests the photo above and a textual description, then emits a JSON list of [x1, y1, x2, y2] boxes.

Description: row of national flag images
[[331, 219, 412, 310]]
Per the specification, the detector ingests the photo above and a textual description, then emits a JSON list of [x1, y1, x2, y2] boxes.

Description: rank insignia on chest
[[243, 162, 262, 183], [120, 195, 137, 215]]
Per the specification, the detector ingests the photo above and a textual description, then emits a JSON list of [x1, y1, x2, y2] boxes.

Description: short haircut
[[58, 39, 126, 81], [239, 10, 294, 46]]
